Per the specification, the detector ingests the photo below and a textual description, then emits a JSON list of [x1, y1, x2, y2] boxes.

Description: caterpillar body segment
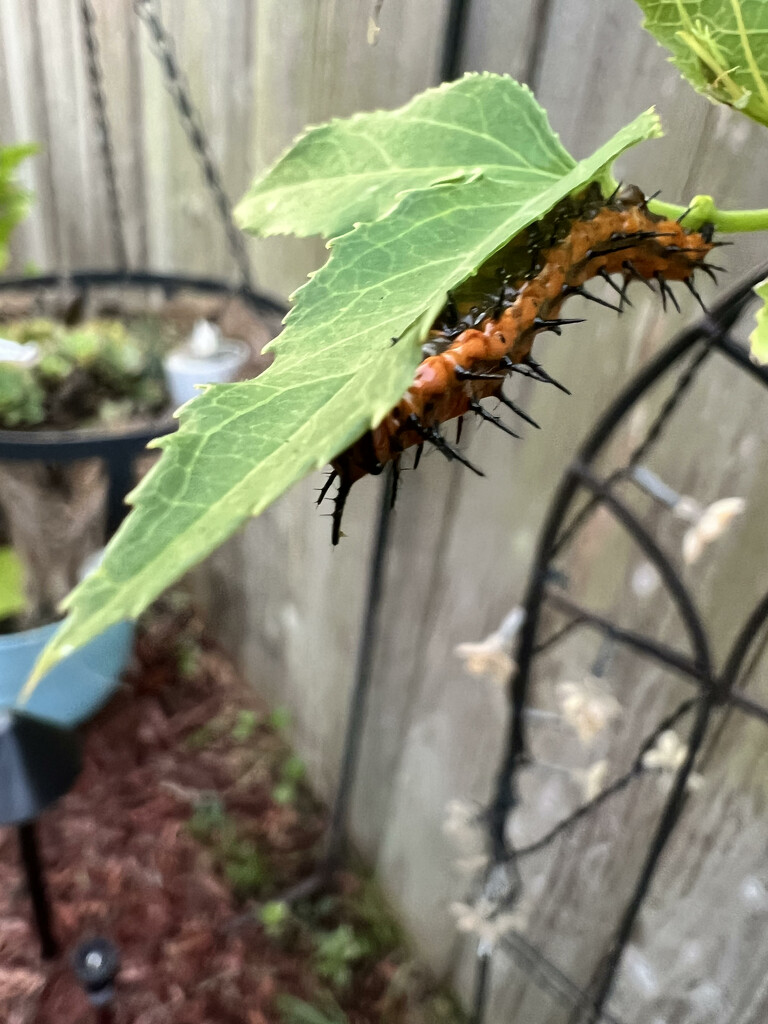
[[327, 184, 716, 541]]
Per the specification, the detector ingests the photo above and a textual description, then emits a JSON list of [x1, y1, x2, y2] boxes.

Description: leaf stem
[[648, 195, 768, 233]]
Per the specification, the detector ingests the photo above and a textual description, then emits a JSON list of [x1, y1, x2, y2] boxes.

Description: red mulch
[[0, 600, 440, 1024]]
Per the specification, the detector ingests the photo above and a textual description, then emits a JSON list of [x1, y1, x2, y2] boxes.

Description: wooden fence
[[3, 1, 768, 1019]]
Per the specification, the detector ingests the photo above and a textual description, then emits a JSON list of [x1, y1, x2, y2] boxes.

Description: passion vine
[[24, 18, 768, 689]]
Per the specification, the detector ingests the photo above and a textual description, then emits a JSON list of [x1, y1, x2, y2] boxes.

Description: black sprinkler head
[[72, 936, 121, 1005]]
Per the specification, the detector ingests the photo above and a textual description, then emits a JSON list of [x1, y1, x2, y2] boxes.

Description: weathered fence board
[[3, 1, 768, 1020]]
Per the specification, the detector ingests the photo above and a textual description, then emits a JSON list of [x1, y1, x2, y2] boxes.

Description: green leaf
[[24, 82, 660, 692], [0, 143, 37, 271], [636, 0, 768, 127], [0, 546, 26, 620], [235, 73, 576, 238], [276, 995, 348, 1024], [750, 278, 768, 362]]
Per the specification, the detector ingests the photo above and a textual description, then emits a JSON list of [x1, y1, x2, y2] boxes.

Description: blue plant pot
[[0, 620, 134, 728]]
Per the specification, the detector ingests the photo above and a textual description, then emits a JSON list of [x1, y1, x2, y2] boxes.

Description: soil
[[0, 598, 462, 1024]]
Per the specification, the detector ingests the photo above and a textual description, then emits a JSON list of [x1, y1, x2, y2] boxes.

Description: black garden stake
[[0, 707, 81, 958]]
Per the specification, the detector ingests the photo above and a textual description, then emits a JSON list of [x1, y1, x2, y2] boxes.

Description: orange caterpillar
[[323, 184, 717, 541]]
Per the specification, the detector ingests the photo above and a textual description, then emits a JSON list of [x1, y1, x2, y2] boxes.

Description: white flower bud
[[555, 677, 622, 744]]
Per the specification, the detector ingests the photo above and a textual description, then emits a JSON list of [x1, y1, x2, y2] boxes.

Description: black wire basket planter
[[0, 270, 285, 727]]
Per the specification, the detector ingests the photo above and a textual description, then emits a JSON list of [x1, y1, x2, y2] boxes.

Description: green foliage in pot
[[0, 318, 170, 430]]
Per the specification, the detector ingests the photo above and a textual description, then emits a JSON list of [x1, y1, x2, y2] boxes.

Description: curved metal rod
[[576, 690, 715, 1024], [0, 419, 177, 460], [0, 269, 287, 319], [568, 264, 768, 470], [544, 590, 707, 685], [572, 463, 713, 679], [721, 587, 768, 696], [486, 266, 768, 858]]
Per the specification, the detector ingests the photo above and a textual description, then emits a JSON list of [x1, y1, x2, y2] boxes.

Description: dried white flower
[[575, 759, 609, 801], [450, 900, 529, 948], [442, 799, 482, 840], [555, 677, 622, 744], [454, 643, 515, 685], [681, 497, 746, 564], [642, 730, 704, 793], [631, 561, 661, 599], [454, 853, 490, 875], [654, 771, 705, 796], [686, 771, 706, 792], [366, 15, 380, 45], [454, 607, 524, 685], [642, 729, 687, 772], [367, 0, 383, 44], [672, 495, 702, 523]]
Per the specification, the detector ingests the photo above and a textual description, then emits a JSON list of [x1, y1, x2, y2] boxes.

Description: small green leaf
[[0, 143, 38, 270], [276, 995, 348, 1024], [636, 0, 768, 127], [0, 546, 26, 620], [235, 73, 575, 239], [750, 278, 768, 363], [24, 82, 661, 692]]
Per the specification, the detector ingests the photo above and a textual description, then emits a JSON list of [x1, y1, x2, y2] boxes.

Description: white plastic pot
[[163, 320, 250, 409]]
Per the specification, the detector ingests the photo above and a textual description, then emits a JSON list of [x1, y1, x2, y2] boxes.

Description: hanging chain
[[133, 0, 253, 288], [79, 0, 129, 269]]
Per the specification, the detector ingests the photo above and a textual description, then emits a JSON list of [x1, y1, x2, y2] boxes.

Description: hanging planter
[[0, 272, 285, 724]]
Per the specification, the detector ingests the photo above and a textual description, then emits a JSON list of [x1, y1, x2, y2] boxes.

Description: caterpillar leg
[[316, 470, 338, 507], [331, 473, 353, 546]]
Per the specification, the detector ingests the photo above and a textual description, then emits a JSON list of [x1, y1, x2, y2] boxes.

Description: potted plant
[[0, 285, 279, 725], [0, 316, 172, 725]]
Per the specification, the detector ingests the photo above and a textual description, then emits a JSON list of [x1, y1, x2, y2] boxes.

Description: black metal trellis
[[456, 266, 768, 1024], [289, 265, 768, 1019], [311, 272, 768, 1023]]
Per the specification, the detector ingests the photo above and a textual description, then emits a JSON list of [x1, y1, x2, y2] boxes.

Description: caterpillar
[[321, 183, 718, 542]]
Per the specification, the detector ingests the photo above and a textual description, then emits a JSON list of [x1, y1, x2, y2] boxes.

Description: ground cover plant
[[0, 318, 170, 431]]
